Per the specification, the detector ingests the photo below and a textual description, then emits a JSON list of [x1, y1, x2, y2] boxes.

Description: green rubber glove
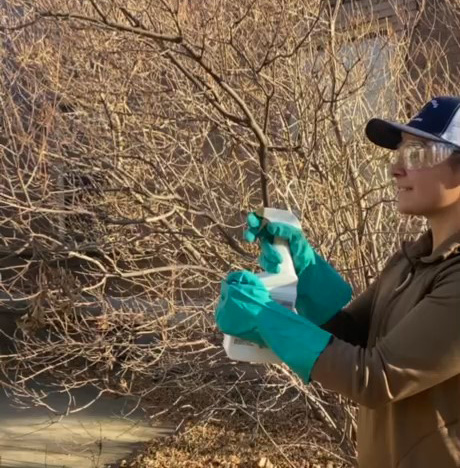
[[244, 212, 352, 325], [215, 270, 267, 347], [215, 270, 332, 382]]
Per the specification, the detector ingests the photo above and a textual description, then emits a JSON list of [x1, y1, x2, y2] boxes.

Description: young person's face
[[390, 133, 460, 216]]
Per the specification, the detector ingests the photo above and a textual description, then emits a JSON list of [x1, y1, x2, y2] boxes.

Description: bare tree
[[1, 0, 460, 463]]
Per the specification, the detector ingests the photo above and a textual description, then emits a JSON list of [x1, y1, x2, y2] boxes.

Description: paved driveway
[[0, 387, 172, 467]]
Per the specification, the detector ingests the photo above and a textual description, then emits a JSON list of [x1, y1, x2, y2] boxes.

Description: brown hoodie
[[312, 230, 460, 468]]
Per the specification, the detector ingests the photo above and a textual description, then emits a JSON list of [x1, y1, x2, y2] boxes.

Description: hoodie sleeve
[[311, 265, 460, 409], [321, 278, 379, 347]]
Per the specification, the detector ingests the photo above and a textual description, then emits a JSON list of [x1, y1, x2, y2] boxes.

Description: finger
[[244, 213, 263, 243], [266, 222, 293, 240], [261, 238, 283, 264], [226, 270, 261, 286], [244, 228, 257, 243], [259, 254, 281, 274], [247, 212, 262, 229]]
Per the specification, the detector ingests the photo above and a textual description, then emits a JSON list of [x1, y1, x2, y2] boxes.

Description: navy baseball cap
[[366, 97, 460, 151]]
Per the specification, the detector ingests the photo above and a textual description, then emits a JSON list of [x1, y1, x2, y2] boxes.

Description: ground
[[122, 374, 356, 468], [127, 422, 353, 467]]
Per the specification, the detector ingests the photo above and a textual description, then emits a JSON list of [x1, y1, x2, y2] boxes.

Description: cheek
[[416, 177, 441, 197], [411, 171, 460, 210]]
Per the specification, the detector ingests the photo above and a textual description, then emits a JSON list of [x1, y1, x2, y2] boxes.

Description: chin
[[397, 202, 426, 216]]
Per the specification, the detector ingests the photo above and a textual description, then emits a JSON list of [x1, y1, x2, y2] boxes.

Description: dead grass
[[123, 379, 355, 468], [127, 418, 352, 468]]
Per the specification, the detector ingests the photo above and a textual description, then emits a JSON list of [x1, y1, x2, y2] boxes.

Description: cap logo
[[432, 99, 439, 108]]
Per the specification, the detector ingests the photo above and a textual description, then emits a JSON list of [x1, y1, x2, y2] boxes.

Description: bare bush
[[1, 0, 460, 462]]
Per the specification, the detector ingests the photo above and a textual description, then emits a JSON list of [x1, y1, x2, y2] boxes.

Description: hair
[[448, 151, 460, 170]]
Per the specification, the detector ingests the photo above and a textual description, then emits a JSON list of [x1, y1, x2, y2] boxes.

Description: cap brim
[[365, 118, 448, 150]]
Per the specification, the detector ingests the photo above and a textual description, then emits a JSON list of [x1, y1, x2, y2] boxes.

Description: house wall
[[407, 0, 460, 102], [335, 1, 460, 98], [334, 0, 419, 33]]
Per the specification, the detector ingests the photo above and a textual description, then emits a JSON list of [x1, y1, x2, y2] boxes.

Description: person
[[215, 96, 460, 468]]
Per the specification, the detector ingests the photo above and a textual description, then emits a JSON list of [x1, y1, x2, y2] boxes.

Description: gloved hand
[[215, 270, 268, 347], [244, 212, 352, 325], [215, 270, 332, 382]]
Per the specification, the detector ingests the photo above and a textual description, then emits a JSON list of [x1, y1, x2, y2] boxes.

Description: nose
[[389, 160, 407, 179]]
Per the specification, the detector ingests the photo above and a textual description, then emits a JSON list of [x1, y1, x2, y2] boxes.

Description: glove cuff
[[296, 253, 352, 325], [255, 301, 332, 382]]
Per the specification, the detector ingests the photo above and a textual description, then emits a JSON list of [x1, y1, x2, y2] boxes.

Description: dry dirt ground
[[121, 375, 356, 468], [126, 422, 353, 468]]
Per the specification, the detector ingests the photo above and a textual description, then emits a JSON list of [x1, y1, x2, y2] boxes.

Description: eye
[[406, 145, 425, 168]]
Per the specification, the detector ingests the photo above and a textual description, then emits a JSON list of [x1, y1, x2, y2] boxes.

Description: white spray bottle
[[223, 207, 301, 364]]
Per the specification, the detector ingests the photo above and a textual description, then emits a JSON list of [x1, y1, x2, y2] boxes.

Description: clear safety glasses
[[392, 141, 459, 170]]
